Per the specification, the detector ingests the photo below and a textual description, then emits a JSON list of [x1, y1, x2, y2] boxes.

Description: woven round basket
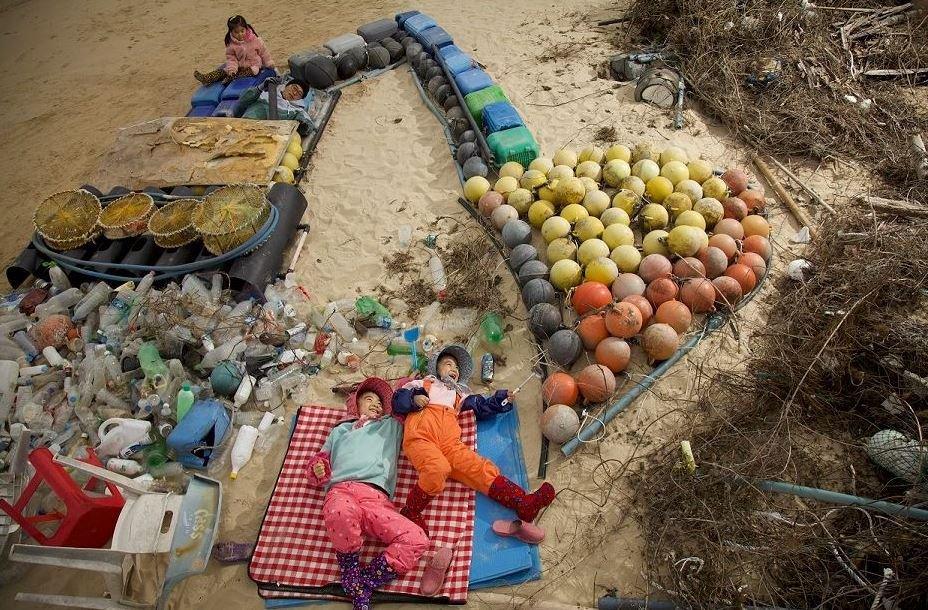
[[192, 184, 271, 255], [148, 198, 200, 248], [99, 193, 155, 239], [34, 189, 102, 251]]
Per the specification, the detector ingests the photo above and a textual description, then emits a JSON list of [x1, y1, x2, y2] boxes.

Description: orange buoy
[[577, 313, 610, 350], [576, 364, 617, 403], [604, 301, 643, 338], [621, 294, 653, 326], [645, 277, 679, 309], [653, 299, 692, 334], [725, 263, 757, 294], [571, 281, 613, 316], [542, 372, 579, 406], [641, 323, 680, 361], [595, 337, 631, 373]]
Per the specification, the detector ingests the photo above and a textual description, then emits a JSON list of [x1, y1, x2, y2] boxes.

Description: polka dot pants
[[323, 481, 429, 574]]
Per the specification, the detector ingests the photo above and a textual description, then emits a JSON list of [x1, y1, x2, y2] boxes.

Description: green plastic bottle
[[480, 313, 503, 344], [138, 342, 169, 387], [176, 382, 195, 422]]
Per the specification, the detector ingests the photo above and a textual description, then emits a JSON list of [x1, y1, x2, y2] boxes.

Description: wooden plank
[[751, 154, 819, 238]]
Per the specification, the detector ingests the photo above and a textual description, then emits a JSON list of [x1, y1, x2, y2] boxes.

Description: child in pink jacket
[[306, 377, 428, 610], [195, 15, 275, 86]]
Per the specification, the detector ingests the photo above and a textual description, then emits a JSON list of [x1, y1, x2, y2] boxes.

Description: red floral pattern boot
[[487, 475, 555, 522]]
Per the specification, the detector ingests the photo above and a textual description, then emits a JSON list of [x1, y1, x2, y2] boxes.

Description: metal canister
[[480, 352, 494, 383]]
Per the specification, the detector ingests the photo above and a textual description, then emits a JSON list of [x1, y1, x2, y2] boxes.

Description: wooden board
[[95, 117, 299, 189]]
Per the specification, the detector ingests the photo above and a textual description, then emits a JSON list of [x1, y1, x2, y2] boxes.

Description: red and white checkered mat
[[248, 406, 476, 604]]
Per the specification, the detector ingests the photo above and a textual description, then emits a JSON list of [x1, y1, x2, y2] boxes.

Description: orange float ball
[[595, 337, 631, 373], [604, 301, 643, 338], [571, 281, 613, 316], [575, 364, 617, 403], [641, 323, 680, 361], [738, 251, 767, 280], [654, 300, 692, 334], [542, 372, 579, 407], [738, 189, 766, 213], [725, 263, 757, 294], [645, 277, 679, 309], [741, 235, 772, 261], [621, 294, 653, 326], [742, 215, 770, 238], [577, 313, 611, 350], [713, 218, 745, 241], [708, 233, 738, 260]]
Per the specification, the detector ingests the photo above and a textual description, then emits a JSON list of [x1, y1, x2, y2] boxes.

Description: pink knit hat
[[345, 377, 394, 418]]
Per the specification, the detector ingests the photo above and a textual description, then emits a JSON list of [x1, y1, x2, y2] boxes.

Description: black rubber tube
[[6, 242, 43, 288], [227, 183, 307, 296], [121, 235, 161, 268], [154, 240, 203, 269]]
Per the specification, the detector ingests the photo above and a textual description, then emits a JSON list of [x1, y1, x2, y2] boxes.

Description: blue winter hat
[[427, 343, 473, 382]]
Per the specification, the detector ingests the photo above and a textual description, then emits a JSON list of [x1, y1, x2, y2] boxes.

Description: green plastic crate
[[487, 127, 539, 168], [464, 85, 509, 126]]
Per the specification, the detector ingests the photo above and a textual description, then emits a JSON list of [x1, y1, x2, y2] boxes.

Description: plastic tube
[[753, 478, 928, 521]]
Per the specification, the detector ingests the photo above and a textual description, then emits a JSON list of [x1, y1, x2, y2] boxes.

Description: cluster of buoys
[[461, 143, 773, 444]]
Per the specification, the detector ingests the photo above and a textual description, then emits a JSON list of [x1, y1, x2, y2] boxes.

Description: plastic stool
[[0, 447, 124, 548]]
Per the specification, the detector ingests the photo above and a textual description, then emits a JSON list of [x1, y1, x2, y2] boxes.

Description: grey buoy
[[446, 105, 465, 121], [502, 219, 532, 249], [336, 53, 360, 79], [451, 118, 469, 139], [461, 130, 477, 143], [523, 278, 556, 310], [426, 66, 443, 82], [456, 141, 477, 165], [518, 260, 549, 286], [462, 156, 488, 179], [443, 95, 459, 111], [548, 329, 583, 368], [367, 45, 390, 69], [529, 302, 562, 339], [509, 244, 538, 270], [435, 83, 452, 104], [428, 76, 447, 97]]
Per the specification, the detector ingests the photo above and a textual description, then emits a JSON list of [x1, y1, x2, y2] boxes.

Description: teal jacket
[[312, 416, 403, 497]]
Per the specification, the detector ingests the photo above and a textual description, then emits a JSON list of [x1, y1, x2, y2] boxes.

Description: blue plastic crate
[[211, 99, 238, 118], [482, 102, 524, 134], [438, 44, 464, 61], [395, 10, 420, 26], [417, 25, 453, 52], [403, 13, 436, 36], [455, 67, 493, 96], [445, 51, 475, 75], [191, 82, 224, 107], [186, 104, 216, 117]]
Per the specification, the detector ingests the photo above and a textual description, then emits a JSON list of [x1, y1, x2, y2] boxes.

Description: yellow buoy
[[645, 176, 674, 204], [602, 223, 634, 250], [602, 159, 631, 187], [631, 142, 659, 164], [610, 244, 642, 273], [529, 157, 554, 174], [611, 189, 639, 216], [674, 179, 703, 203], [640, 203, 669, 232], [577, 238, 610, 266], [507, 188, 534, 215], [701, 177, 729, 201], [538, 181, 557, 203], [281, 152, 300, 171], [553, 147, 579, 169], [579, 176, 599, 194], [273, 166, 295, 184], [621, 176, 646, 197], [694, 197, 725, 228], [520, 169, 547, 190], [575, 160, 602, 182], [642, 229, 670, 257], [550, 259, 583, 290], [585, 256, 619, 285], [547, 165, 574, 182], [499, 161, 525, 180], [464, 176, 491, 203], [574, 217, 605, 243], [632, 159, 660, 183], [582, 190, 610, 217], [542, 215, 572, 242], [494, 176, 519, 197], [675, 209, 707, 230], [556, 178, 586, 206], [560, 203, 589, 224], [667, 224, 706, 257], [579, 145, 606, 164], [659, 146, 689, 166], [287, 138, 303, 158], [663, 192, 693, 219], [600, 207, 631, 227], [547, 237, 578, 264], [660, 160, 689, 185], [604, 144, 631, 163], [688, 159, 714, 184], [528, 200, 556, 228]]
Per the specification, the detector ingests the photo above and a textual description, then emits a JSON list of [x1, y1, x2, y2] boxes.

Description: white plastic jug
[[230, 425, 259, 480], [95, 418, 153, 458]]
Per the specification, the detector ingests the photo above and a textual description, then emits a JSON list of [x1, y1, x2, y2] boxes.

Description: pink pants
[[322, 481, 428, 574]]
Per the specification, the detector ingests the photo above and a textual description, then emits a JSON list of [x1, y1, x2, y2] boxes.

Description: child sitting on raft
[[392, 344, 556, 591], [194, 15, 275, 85], [305, 377, 428, 610]]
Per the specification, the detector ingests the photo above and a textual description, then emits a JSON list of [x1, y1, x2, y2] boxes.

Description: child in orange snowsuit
[[392, 344, 555, 537]]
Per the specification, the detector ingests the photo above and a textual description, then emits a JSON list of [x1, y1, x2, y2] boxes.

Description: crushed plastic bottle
[[48, 266, 71, 291], [355, 296, 393, 329]]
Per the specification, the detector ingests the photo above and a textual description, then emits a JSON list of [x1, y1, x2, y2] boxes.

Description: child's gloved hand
[[413, 394, 429, 409], [312, 462, 326, 478]]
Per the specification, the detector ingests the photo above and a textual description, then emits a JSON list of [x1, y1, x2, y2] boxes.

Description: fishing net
[[33, 189, 102, 251], [148, 198, 200, 248], [191, 184, 270, 255], [98, 192, 155, 239]]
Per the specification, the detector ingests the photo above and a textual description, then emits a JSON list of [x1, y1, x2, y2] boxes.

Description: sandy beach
[[0, 0, 828, 608]]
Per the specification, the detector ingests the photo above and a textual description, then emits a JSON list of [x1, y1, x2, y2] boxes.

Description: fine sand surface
[[0, 0, 838, 608]]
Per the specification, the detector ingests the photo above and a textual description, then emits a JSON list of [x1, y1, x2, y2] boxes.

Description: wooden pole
[[751, 154, 819, 239], [855, 195, 928, 218], [766, 157, 837, 215]]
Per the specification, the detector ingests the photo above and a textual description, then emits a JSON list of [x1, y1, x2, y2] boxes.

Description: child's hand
[[413, 394, 429, 409], [312, 462, 326, 478]]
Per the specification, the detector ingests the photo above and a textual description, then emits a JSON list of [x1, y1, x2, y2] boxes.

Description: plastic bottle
[[176, 383, 195, 421], [355, 296, 393, 328], [106, 458, 142, 476], [324, 306, 357, 342], [42, 346, 68, 368], [181, 275, 212, 305], [19, 364, 50, 377], [97, 388, 130, 412], [200, 337, 247, 371], [429, 256, 447, 298], [230, 425, 259, 479], [73, 282, 112, 321], [0, 360, 19, 424], [149, 461, 183, 479], [233, 374, 256, 409], [137, 342, 169, 389], [210, 273, 223, 303], [12, 331, 38, 363], [420, 301, 441, 335], [48, 266, 71, 291], [143, 439, 170, 469], [480, 312, 504, 344], [398, 224, 413, 248], [99, 291, 133, 329], [34, 287, 83, 317]]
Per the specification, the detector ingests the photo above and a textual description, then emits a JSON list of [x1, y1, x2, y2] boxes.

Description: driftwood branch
[[863, 67, 928, 79], [766, 157, 837, 214], [855, 195, 928, 217], [751, 154, 820, 238]]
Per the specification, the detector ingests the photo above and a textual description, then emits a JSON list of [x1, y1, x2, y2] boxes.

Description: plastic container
[[395, 10, 420, 27], [233, 374, 256, 408], [487, 126, 540, 167], [0, 359, 19, 424], [482, 101, 524, 134], [176, 382, 195, 421], [107, 458, 142, 476], [480, 312, 504, 344], [358, 18, 398, 42], [403, 13, 437, 37], [324, 32, 366, 56], [96, 418, 154, 458], [417, 26, 453, 52], [464, 85, 510, 125], [149, 461, 184, 479], [455, 67, 494, 96], [444, 51, 475, 75], [398, 224, 413, 248], [230, 425, 259, 479], [138, 342, 169, 389], [355, 296, 392, 328]]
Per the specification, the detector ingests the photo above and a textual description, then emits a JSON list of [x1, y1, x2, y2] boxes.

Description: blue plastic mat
[[264, 409, 539, 607]]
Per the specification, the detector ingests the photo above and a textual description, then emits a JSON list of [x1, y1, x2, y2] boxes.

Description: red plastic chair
[[0, 447, 124, 547]]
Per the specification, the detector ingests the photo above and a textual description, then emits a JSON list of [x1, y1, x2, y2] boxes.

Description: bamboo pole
[[751, 154, 819, 239]]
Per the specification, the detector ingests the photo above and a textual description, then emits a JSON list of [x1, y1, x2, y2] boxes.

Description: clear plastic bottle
[[210, 273, 223, 303], [73, 282, 112, 321], [48, 266, 71, 291], [97, 387, 130, 412], [12, 331, 38, 363], [42, 346, 68, 368], [324, 307, 357, 342], [230, 425, 259, 479], [34, 287, 83, 317], [429, 256, 447, 297]]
